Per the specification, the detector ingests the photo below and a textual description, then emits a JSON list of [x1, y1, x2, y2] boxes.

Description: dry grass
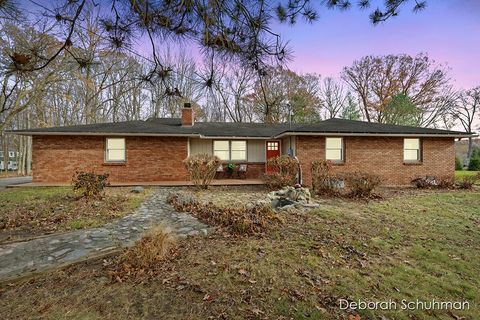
[[0, 190, 479, 320], [168, 191, 282, 235], [107, 226, 177, 282]]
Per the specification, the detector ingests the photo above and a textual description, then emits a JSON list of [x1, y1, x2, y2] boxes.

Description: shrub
[[262, 155, 298, 189], [411, 175, 455, 189], [455, 157, 463, 170], [107, 226, 177, 282], [457, 173, 479, 189], [167, 191, 282, 235], [72, 170, 109, 199], [411, 176, 438, 189], [468, 157, 480, 171], [183, 153, 221, 189], [311, 160, 342, 195], [344, 172, 381, 198], [437, 176, 455, 189]]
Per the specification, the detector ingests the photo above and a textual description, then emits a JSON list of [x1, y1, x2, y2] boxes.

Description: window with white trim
[[404, 138, 421, 162], [106, 138, 126, 162], [325, 137, 344, 161], [213, 140, 247, 161], [231, 141, 247, 161]]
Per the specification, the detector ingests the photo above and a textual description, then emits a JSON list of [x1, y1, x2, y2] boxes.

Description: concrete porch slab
[[6, 179, 265, 188]]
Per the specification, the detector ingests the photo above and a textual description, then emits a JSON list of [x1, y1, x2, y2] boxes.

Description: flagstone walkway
[[0, 188, 211, 282]]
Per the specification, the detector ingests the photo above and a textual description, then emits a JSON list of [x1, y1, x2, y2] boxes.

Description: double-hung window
[[325, 137, 344, 162], [404, 138, 421, 162], [213, 140, 247, 161], [106, 138, 126, 162]]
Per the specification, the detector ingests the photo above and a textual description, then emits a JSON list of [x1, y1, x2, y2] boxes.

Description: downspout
[[287, 102, 302, 185]]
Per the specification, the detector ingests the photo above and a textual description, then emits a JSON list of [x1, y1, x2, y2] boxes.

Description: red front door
[[266, 141, 281, 173]]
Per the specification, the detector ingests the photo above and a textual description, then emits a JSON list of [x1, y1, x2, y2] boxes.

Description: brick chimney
[[181, 102, 194, 126]]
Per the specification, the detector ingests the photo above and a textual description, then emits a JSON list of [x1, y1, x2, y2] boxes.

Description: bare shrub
[[71, 170, 110, 199], [168, 192, 282, 235], [107, 226, 177, 282], [411, 176, 438, 189], [457, 173, 479, 190], [262, 155, 298, 189], [345, 172, 381, 198], [411, 175, 456, 189], [183, 153, 221, 189], [311, 160, 342, 195], [437, 176, 455, 189]]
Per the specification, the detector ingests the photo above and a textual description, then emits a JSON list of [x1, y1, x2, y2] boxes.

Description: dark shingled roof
[[10, 117, 473, 137], [282, 118, 470, 136]]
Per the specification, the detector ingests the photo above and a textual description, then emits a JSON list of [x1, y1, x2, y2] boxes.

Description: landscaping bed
[[0, 187, 148, 243], [1, 189, 478, 319]]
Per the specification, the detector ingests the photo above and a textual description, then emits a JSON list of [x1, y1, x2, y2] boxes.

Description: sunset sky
[[274, 0, 479, 89], [23, 0, 479, 90]]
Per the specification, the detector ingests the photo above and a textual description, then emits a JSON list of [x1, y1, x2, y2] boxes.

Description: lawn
[[0, 187, 148, 243], [455, 170, 479, 178], [0, 188, 479, 320]]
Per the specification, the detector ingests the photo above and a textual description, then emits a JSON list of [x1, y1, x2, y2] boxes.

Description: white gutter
[[274, 132, 477, 139], [198, 135, 269, 140], [8, 130, 476, 139], [8, 131, 202, 138]]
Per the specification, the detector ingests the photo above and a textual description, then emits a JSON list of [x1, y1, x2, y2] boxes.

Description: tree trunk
[[2, 134, 8, 173], [26, 136, 32, 175], [466, 137, 473, 166]]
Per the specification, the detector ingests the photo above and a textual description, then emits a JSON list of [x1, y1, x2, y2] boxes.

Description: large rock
[[268, 186, 311, 204], [131, 186, 145, 193]]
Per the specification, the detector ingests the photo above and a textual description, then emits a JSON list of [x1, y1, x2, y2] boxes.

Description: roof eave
[[274, 132, 476, 139], [7, 131, 202, 138]]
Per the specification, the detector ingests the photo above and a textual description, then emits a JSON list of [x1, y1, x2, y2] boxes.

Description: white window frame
[[325, 137, 344, 162], [213, 140, 247, 161], [105, 137, 126, 162], [403, 138, 421, 162]]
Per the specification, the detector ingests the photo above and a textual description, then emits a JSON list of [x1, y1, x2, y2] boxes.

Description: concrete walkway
[[0, 188, 210, 282], [0, 176, 32, 187]]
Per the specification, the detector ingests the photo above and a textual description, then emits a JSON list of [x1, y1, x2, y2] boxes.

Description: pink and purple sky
[[274, 0, 480, 89]]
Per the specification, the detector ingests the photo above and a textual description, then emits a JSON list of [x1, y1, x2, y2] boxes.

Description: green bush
[[455, 157, 463, 170], [262, 155, 298, 189], [468, 157, 480, 171], [183, 153, 221, 189]]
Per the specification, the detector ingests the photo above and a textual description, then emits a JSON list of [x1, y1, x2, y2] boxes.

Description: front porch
[[6, 179, 265, 188]]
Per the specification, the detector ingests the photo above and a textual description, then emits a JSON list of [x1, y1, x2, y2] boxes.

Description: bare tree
[[246, 67, 320, 123], [0, 0, 427, 91], [318, 77, 348, 119], [341, 53, 450, 126], [453, 86, 479, 164]]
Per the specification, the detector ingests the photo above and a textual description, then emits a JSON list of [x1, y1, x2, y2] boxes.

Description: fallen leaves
[[0, 189, 143, 242]]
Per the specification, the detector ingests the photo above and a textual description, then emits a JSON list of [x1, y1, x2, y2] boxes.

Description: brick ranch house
[[11, 104, 474, 186]]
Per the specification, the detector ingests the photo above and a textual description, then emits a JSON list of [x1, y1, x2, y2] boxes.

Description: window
[[404, 138, 421, 162], [106, 138, 126, 162], [213, 141, 230, 160], [325, 137, 344, 162], [213, 140, 247, 161], [231, 141, 247, 161], [267, 142, 279, 151]]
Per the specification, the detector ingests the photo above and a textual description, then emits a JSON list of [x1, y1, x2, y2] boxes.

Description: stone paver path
[[0, 188, 210, 282]]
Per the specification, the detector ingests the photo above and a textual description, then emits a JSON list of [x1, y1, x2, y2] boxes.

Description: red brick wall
[[32, 135, 189, 183], [296, 136, 455, 186]]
